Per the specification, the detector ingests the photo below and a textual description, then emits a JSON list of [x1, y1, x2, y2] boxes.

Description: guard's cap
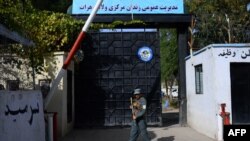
[[133, 88, 141, 95]]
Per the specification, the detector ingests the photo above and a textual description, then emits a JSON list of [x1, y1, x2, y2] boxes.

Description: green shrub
[[169, 99, 179, 108]]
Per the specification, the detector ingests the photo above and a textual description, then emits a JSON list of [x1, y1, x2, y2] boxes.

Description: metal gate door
[[75, 28, 161, 128], [230, 63, 250, 124]]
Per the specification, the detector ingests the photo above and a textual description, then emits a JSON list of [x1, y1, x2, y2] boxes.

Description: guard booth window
[[195, 64, 203, 94]]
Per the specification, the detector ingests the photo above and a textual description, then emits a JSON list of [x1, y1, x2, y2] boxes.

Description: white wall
[[0, 51, 75, 139], [186, 44, 250, 141], [212, 44, 250, 114], [43, 52, 75, 138], [0, 90, 45, 141], [186, 47, 218, 140]]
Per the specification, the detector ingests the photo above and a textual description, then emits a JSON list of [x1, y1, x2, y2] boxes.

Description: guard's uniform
[[128, 96, 151, 141]]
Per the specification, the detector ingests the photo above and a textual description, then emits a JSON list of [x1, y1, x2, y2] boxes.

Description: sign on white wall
[[217, 48, 250, 59], [0, 91, 45, 141], [72, 0, 184, 14]]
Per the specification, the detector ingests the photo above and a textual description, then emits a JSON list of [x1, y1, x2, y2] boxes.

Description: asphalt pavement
[[60, 124, 216, 141], [60, 109, 216, 141]]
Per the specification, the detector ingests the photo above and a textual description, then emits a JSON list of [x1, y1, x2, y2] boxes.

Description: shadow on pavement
[[157, 136, 175, 141], [161, 111, 179, 127]]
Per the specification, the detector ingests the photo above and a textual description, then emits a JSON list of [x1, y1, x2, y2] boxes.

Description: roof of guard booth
[[185, 43, 250, 60]]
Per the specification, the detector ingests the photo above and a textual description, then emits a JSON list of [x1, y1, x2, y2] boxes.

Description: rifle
[[131, 97, 140, 120], [130, 97, 134, 118], [130, 97, 142, 120]]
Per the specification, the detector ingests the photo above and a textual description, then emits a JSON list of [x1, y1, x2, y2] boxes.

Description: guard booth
[[71, 0, 191, 128]]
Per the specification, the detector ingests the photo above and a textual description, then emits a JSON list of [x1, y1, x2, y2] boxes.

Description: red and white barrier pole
[[44, 0, 103, 109], [62, 0, 103, 69]]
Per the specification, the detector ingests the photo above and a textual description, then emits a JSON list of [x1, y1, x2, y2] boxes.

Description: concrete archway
[[73, 14, 191, 126]]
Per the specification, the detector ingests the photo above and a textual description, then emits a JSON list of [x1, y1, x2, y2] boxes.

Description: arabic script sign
[[217, 48, 250, 59], [0, 91, 45, 141], [72, 0, 184, 14]]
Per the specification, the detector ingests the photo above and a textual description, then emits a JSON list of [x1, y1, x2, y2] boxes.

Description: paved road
[[60, 124, 215, 141], [60, 110, 216, 141]]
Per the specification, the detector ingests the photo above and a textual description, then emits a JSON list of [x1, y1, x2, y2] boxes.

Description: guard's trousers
[[128, 119, 151, 141]]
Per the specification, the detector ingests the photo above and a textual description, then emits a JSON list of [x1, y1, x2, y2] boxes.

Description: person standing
[[129, 88, 151, 141]]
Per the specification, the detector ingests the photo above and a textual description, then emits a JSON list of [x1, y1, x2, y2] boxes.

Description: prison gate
[[74, 28, 162, 127]]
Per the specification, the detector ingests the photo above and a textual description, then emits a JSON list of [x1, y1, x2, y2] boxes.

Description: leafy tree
[[160, 28, 178, 100], [0, 0, 84, 88], [0, 0, 145, 89], [185, 0, 250, 49], [1, 0, 84, 66], [0, 0, 145, 64]]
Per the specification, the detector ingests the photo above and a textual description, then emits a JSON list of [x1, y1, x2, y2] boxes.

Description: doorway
[[230, 63, 250, 124]]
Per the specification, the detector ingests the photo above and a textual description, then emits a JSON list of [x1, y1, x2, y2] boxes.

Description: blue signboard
[[72, 0, 184, 14]]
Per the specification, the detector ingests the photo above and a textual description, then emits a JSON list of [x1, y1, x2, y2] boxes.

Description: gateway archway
[[71, 0, 191, 128]]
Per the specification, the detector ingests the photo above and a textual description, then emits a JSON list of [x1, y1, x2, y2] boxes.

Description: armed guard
[[128, 88, 151, 141]]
